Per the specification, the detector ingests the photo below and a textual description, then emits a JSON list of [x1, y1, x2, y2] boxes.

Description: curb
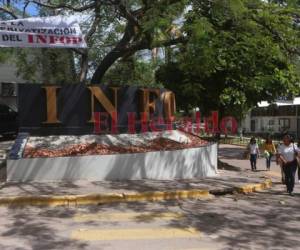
[[0, 179, 272, 207], [210, 179, 272, 195]]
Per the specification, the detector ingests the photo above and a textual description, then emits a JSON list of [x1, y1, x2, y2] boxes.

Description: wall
[[0, 62, 20, 110], [7, 143, 218, 182], [243, 115, 297, 134]]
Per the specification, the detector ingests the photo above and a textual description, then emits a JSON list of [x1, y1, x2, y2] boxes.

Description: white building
[[242, 98, 300, 138]]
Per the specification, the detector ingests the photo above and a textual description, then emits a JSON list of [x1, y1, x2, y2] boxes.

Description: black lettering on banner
[[54, 28, 60, 35], [64, 28, 69, 35], [70, 28, 77, 35], [2, 34, 9, 41], [1, 34, 22, 42]]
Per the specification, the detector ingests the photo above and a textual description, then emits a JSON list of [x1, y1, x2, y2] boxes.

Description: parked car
[[0, 103, 18, 138]]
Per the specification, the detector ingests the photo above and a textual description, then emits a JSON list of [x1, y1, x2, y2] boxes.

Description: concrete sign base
[[7, 143, 218, 182]]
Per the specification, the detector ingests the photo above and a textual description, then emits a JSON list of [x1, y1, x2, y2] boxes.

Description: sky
[[16, 1, 39, 16]]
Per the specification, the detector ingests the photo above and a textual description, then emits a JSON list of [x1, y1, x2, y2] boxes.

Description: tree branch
[[117, 2, 140, 28], [79, 2, 102, 82], [252, 16, 299, 55], [23, 1, 30, 17], [91, 33, 186, 84], [29, 0, 96, 12], [0, 6, 18, 19]]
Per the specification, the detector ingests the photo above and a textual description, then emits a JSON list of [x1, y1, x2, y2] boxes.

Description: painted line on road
[[71, 227, 201, 241], [74, 212, 184, 222]]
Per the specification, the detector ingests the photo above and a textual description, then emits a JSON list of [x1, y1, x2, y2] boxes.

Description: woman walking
[[297, 138, 300, 183], [277, 134, 298, 196], [262, 137, 276, 171], [248, 137, 259, 171]]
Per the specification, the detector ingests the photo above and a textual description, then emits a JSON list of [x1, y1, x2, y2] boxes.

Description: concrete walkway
[[0, 169, 270, 198], [0, 143, 279, 206], [218, 144, 284, 180]]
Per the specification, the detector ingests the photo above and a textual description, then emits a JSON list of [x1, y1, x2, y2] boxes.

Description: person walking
[[262, 137, 276, 171], [297, 138, 300, 183], [276, 144, 286, 184], [248, 137, 260, 171], [277, 134, 298, 196]]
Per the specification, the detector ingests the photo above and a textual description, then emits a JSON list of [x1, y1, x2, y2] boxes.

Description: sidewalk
[[0, 143, 276, 206], [218, 144, 285, 180]]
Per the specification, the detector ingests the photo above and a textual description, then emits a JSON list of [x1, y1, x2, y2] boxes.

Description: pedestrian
[[297, 138, 300, 183], [248, 137, 260, 171], [276, 144, 286, 184], [262, 137, 276, 171], [277, 134, 298, 196]]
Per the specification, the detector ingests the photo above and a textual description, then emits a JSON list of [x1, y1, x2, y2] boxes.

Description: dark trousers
[[283, 161, 297, 193], [250, 154, 257, 170], [266, 153, 273, 169]]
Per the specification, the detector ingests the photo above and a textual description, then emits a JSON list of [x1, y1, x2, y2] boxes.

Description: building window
[[1, 83, 16, 97], [269, 120, 275, 126], [279, 118, 290, 129], [251, 120, 256, 132]]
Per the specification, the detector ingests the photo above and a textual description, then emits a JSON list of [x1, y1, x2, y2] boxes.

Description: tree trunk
[[91, 47, 129, 84], [91, 21, 138, 84], [79, 52, 89, 83]]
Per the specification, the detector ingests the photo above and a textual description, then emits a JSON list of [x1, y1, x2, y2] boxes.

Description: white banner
[[0, 16, 87, 49]]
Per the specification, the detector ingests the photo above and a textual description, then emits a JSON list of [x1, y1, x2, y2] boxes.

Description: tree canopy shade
[[156, 0, 300, 118], [0, 0, 299, 118], [0, 0, 187, 84]]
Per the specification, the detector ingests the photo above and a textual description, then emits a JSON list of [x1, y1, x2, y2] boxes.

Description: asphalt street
[[0, 183, 299, 250], [0, 141, 299, 250]]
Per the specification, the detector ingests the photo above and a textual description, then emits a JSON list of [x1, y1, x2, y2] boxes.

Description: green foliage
[[0, 48, 12, 63], [14, 48, 76, 84], [156, 0, 300, 119], [103, 57, 163, 87]]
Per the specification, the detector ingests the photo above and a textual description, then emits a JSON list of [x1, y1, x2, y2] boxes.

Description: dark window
[[251, 120, 256, 132], [0, 104, 9, 114], [269, 120, 275, 126], [279, 118, 290, 129], [251, 105, 296, 117]]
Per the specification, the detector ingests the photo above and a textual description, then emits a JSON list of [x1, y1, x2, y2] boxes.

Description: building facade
[[242, 98, 300, 138], [0, 61, 22, 111]]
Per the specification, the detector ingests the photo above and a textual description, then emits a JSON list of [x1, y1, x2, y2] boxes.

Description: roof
[[258, 97, 300, 107]]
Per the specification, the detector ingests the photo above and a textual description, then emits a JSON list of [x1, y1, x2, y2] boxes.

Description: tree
[[0, 0, 187, 84], [156, 0, 300, 119]]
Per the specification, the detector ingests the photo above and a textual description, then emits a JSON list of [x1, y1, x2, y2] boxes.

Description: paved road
[[0, 141, 299, 249], [0, 183, 299, 250], [218, 144, 293, 180]]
